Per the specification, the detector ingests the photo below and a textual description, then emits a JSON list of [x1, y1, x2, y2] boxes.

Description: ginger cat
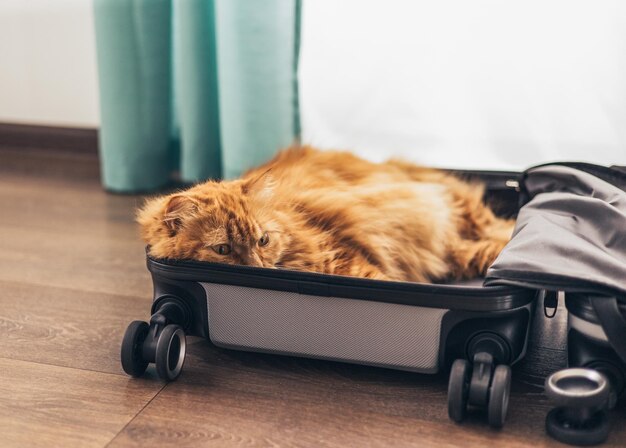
[[138, 146, 514, 283]]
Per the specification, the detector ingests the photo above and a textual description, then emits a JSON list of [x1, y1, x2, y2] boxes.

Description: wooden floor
[[1, 147, 624, 447]]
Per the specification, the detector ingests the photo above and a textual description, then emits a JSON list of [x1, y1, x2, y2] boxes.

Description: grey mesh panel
[[201, 282, 448, 373]]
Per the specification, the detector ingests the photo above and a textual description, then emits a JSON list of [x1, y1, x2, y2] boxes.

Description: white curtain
[[299, 0, 626, 170]]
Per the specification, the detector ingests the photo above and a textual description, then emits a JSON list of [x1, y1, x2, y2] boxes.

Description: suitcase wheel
[[545, 407, 609, 447], [448, 359, 471, 422], [447, 352, 512, 429], [120, 297, 190, 381], [544, 368, 611, 446], [155, 324, 186, 381], [488, 365, 511, 429], [121, 320, 150, 377]]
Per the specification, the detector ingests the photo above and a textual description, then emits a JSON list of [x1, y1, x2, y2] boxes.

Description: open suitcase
[[121, 169, 540, 429]]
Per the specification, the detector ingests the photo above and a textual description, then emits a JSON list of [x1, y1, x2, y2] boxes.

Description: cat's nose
[[246, 253, 264, 267]]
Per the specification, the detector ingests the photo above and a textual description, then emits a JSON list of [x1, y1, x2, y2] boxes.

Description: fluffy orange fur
[[138, 146, 514, 283]]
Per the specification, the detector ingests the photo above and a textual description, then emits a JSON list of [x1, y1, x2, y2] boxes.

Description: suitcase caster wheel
[[448, 359, 471, 422], [155, 324, 186, 382], [546, 407, 609, 446], [545, 368, 611, 446], [448, 352, 512, 428], [121, 320, 150, 377], [488, 365, 511, 429]]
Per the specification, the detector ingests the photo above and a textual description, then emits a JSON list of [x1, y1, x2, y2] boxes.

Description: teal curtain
[[93, 0, 301, 192]]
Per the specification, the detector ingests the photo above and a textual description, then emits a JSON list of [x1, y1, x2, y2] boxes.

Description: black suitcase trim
[[147, 254, 536, 312]]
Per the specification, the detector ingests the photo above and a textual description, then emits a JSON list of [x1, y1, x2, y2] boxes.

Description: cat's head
[[138, 172, 288, 267]]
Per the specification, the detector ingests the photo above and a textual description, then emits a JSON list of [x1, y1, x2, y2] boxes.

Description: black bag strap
[[591, 296, 626, 365]]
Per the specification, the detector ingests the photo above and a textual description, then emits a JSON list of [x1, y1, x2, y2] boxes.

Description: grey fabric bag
[[485, 163, 626, 362]]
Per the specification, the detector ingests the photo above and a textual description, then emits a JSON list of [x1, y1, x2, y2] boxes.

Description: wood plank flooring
[[1, 146, 624, 447]]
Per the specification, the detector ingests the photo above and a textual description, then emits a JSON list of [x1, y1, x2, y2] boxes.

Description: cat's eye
[[259, 232, 270, 247], [212, 244, 231, 255]]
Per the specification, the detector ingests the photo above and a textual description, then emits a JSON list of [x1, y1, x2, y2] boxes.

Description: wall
[[0, 0, 99, 127], [299, 0, 626, 169], [3, 0, 626, 170]]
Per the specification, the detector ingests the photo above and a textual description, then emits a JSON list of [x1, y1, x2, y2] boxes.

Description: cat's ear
[[241, 169, 274, 201], [162, 194, 198, 233]]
